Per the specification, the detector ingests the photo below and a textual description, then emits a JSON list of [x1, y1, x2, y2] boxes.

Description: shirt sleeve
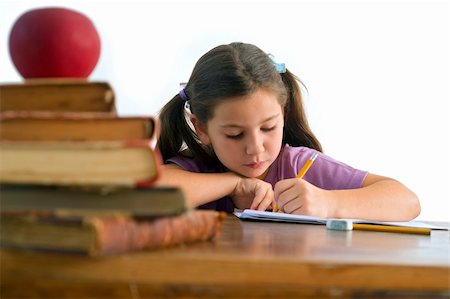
[[283, 146, 368, 190], [166, 156, 202, 172], [306, 153, 368, 189]]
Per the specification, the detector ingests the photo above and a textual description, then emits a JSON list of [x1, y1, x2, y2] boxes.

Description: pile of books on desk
[[0, 79, 224, 257]]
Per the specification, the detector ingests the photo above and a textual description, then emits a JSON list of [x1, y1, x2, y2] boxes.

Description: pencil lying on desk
[[274, 152, 319, 212], [326, 219, 431, 235], [352, 223, 431, 235]]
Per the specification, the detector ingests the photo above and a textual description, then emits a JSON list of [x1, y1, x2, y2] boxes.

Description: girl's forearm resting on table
[[328, 176, 421, 221], [155, 166, 239, 208]]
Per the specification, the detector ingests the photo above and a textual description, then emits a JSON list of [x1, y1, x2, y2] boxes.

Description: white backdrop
[[1, 0, 449, 221]]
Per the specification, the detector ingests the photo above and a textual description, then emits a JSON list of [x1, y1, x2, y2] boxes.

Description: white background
[[1, 0, 449, 221]]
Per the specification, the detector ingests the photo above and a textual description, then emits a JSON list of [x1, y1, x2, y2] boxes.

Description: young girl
[[156, 42, 420, 221]]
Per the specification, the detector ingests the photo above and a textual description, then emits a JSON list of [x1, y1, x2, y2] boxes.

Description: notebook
[[233, 209, 448, 230]]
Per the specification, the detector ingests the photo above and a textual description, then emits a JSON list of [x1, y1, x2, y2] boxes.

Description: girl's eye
[[261, 126, 276, 132], [225, 133, 243, 139]]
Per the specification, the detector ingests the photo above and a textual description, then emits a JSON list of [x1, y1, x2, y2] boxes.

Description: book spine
[[0, 111, 153, 121], [87, 211, 225, 256]]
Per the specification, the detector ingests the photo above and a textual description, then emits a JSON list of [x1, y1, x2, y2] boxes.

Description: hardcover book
[[0, 79, 115, 112], [0, 185, 186, 217], [0, 210, 226, 257], [0, 140, 161, 187], [0, 111, 156, 141]]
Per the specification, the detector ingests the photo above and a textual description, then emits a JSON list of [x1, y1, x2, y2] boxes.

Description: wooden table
[[1, 215, 449, 298]]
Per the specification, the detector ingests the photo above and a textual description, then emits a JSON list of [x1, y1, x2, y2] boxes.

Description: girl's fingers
[[256, 189, 275, 211], [282, 198, 303, 214], [274, 179, 298, 200], [275, 180, 302, 212], [250, 183, 274, 210]]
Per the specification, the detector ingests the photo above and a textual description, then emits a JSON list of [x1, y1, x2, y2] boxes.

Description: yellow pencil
[[274, 152, 319, 212], [296, 152, 319, 179], [352, 223, 431, 235], [326, 219, 432, 235]]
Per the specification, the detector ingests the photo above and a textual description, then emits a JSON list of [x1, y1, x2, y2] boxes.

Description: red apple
[[9, 7, 101, 78]]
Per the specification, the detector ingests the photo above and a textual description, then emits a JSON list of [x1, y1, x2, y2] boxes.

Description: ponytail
[[281, 70, 323, 152], [157, 93, 221, 166], [157, 94, 192, 162]]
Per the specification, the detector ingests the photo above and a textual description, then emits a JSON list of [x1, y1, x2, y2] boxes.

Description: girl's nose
[[245, 133, 264, 155]]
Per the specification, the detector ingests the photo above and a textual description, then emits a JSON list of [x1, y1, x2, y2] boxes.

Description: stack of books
[[0, 79, 224, 257]]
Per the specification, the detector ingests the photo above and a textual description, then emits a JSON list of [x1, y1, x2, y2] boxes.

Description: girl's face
[[194, 88, 284, 179]]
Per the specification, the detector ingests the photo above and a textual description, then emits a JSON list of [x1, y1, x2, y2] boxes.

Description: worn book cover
[[0, 111, 156, 141], [0, 140, 161, 187], [0, 79, 115, 112], [0, 185, 186, 217], [0, 210, 226, 257]]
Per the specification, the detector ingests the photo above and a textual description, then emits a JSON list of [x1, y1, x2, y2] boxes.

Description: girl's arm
[[155, 164, 274, 210], [274, 173, 421, 221]]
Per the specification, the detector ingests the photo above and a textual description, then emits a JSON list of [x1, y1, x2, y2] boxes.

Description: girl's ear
[[190, 115, 211, 145]]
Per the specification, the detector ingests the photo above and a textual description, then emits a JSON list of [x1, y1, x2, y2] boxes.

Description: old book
[[0, 140, 161, 187], [0, 79, 115, 112], [0, 185, 186, 217], [0, 210, 226, 257], [0, 111, 156, 141]]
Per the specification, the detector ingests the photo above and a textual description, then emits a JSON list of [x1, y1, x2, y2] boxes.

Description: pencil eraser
[[326, 219, 353, 231]]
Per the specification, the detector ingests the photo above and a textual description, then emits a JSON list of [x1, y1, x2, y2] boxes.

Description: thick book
[[0, 210, 226, 257], [0, 79, 115, 112], [0, 140, 161, 187], [0, 185, 186, 217], [0, 111, 156, 141]]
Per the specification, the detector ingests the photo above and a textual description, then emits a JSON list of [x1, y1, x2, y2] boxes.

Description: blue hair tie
[[179, 88, 189, 101], [268, 54, 286, 73]]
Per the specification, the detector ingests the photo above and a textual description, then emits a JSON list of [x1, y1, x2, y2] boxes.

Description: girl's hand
[[274, 178, 333, 218], [232, 177, 275, 211]]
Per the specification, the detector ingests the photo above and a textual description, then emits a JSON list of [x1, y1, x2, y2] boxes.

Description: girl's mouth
[[245, 161, 264, 169]]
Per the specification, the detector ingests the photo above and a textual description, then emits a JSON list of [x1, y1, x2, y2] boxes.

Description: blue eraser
[[326, 219, 353, 231]]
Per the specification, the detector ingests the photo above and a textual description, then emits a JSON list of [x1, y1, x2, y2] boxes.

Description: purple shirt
[[167, 145, 368, 212]]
